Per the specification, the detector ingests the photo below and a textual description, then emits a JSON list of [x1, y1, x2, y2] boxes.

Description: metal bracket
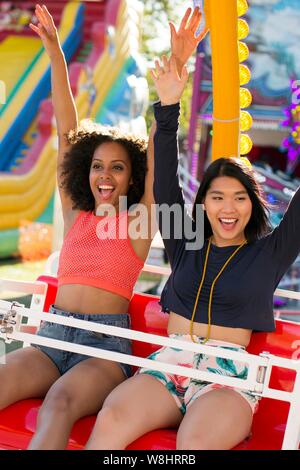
[[251, 351, 272, 395], [0, 301, 23, 344]]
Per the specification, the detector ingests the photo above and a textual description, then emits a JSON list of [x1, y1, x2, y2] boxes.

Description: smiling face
[[89, 141, 133, 212], [203, 176, 252, 247]]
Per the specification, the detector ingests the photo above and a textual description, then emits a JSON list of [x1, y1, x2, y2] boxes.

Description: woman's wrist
[[161, 100, 180, 106], [48, 44, 64, 61], [171, 54, 185, 76]]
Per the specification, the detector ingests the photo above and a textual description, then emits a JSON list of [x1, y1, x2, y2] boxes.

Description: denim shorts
[[136, 334, 260, 415], [32, 305, 132, 378]]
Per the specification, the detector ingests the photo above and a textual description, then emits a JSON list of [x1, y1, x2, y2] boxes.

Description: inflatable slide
[[0, 0, 147, 258]]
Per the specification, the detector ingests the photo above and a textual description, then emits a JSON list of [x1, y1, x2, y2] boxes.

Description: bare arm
[[129, 121, 157, 259], [151, 57, 189, 265], [30, 4, 78, 213], [140, 121, 156, 208], [49, 52, 78, 167]]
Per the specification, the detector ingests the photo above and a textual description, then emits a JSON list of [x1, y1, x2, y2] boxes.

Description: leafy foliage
[[142, 0, 194, 137]]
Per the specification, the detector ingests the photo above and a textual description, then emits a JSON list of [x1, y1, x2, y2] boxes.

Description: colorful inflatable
[[0, 0, 148, 258], [0, 1, 300, 452]]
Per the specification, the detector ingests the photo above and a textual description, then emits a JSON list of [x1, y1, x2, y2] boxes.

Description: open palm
[[29, 4, 60, 57], [170, 7, 208, 69], [151, 56, 189, 106]]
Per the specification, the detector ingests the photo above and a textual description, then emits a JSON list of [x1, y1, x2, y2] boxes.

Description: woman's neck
[[210, 235, 247, 247]]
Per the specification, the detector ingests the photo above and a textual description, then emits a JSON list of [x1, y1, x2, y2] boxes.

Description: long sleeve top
[[153, 102, 300, 332]]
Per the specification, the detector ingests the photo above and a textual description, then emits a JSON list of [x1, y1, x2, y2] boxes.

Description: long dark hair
[[60, 122, 147, 211], [192, 157, 271, 243]]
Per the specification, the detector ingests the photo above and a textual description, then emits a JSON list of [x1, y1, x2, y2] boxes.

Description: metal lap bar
[[0, 279, 48, 329], [3, 331, 262, 391], [1, 301, 300, 449], [0, 279, 47, 296], [275, 288, 300, 301], [0, 304, 296, 376]]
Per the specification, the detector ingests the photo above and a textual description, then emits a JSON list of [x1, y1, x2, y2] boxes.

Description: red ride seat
[[0, 281, 299, 450]]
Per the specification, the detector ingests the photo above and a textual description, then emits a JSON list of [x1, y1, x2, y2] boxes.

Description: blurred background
[[0, 0, 299, 321]]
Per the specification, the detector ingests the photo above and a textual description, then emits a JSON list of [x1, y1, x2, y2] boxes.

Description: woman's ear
[[201, 203, 206, 211]]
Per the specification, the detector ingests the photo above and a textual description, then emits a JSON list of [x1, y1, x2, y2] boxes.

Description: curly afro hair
[[60, 120, 148, 211]]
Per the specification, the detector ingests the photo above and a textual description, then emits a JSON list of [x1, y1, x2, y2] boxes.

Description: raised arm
[[151, 55, 188, 205], [128, 120, 157, 261], [151, 56, 189, 265], [140, 121, 156, 208], [30, 4, 78, 214]]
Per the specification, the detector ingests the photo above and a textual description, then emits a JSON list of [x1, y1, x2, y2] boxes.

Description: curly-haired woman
[[0, 4, 153, 450]]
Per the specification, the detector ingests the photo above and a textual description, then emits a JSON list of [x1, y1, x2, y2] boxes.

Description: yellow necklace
[[190, 236, 247, 344]]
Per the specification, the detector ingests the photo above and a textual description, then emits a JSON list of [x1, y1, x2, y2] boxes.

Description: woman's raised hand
[[29, 4, 61, 58], [170, 7, 208, 74], [151, 55, 189, 106]]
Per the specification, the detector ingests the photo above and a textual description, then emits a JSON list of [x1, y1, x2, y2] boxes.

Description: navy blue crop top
[[153, 102, 300, 332]]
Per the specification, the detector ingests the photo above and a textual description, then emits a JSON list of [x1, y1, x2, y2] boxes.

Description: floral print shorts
[[136, 334, 259, 415]]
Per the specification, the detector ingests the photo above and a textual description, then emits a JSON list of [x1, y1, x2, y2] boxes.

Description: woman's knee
[[39, 388, 73, 417]]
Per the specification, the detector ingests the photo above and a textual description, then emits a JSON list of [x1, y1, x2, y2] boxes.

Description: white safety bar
[[0, 279, 47, 295], [1, 264, 300, 344], [0, 278, 49, 335], [0, 300, 300, 450]]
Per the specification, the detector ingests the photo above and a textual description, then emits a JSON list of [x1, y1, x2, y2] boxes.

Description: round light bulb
[[238, 19, 249, 40], [240, 134, 253, 155], [240, 111, 253, 131], [240, 88, 252, 108], [238, 42, 249, 63], [237, 0, 249, 17], [240, 64, 251, 85]]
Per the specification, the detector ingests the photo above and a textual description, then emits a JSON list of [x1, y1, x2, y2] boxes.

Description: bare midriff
[[167, 311, 252, 348], [54, 284, 129, 315]]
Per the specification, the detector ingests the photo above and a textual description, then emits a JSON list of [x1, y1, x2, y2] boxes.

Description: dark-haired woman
[[85, 54, 300, 449]]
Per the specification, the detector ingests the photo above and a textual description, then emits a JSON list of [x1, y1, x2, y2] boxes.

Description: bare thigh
[[86, 374, 183, 449], [42, 356, 127, 419], [177, 388, 253, 450], [0, 346, 60, 409]]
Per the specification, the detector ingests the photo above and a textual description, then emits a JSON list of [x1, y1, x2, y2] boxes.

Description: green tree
[[142, 0, 182, 59], [142, 0, 194, 137]]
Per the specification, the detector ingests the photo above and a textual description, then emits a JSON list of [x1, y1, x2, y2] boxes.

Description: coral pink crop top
[[57, 211, 144, 300]]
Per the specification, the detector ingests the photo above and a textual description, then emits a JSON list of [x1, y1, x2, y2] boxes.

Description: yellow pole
[[206, 0, 240, 160]]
